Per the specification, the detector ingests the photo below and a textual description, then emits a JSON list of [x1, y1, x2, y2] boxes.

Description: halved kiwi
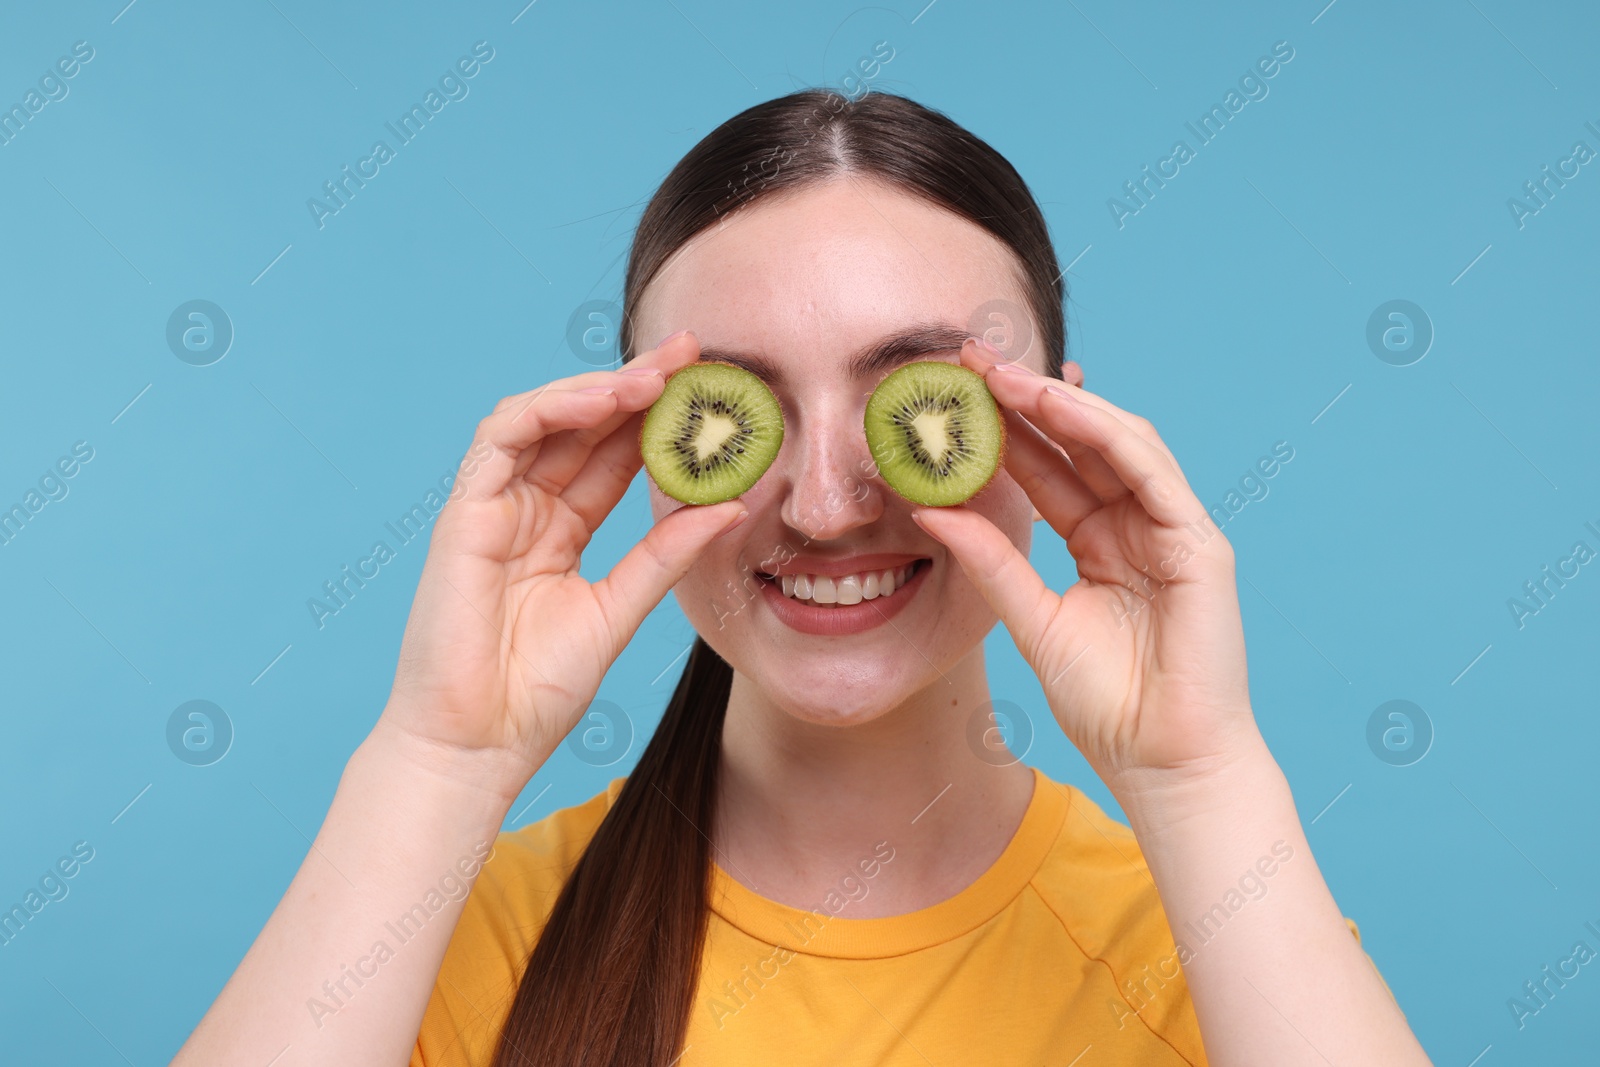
[[640, 361, 785, 504], [864, 360, 1005, 507]]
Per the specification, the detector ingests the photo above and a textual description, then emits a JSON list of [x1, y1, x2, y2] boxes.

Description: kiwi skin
[[864, 361, 1008, 508], [637, 360, 785, 506]]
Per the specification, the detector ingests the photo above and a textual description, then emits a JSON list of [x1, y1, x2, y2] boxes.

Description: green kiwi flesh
[[640, 361, 785, 505], [864, 360, 1005, 507]]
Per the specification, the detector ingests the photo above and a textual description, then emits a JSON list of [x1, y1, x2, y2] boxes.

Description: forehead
[[635, 177, 1039, 380]]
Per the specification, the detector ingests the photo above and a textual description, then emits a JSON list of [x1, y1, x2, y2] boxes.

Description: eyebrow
[[694, 323, 972, 387]]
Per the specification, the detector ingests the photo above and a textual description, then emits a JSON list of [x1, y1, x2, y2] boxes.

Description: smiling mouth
[[756, 559, 930, 607]]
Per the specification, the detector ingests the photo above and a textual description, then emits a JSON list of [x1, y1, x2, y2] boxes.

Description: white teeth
[[775, 562, 920, 605]]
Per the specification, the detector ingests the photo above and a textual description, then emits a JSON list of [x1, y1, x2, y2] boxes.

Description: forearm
[[1112, 729, 1431, 1067], [171, 715, 524, 1067]]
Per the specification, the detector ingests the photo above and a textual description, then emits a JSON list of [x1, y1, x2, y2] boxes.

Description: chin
[[755, 656, 927, 727], [769, 688, 900, 729]]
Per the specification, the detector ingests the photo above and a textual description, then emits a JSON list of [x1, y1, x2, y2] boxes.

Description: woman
[[173, 90, 1432, 1066]]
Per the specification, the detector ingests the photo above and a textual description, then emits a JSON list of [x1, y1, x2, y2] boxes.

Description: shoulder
[[1026, 770, 1205, 1060], [1024, 769, 1391, 1058], [411, 776, 625, 1067], [475, 775, 625, 907], [1027, 770, 1164, 949]]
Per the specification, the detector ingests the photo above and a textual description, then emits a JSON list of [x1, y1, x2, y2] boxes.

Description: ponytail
[[489, 638, 731, 1065]]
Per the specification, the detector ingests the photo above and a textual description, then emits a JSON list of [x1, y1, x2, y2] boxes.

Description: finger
[[592, 498, 749, 659], [910, 505, 1056, 665], [503, 331, 702, 484], [463, 386, 625, 501], [491, 367, 645, 414], [1032, 388, 1198, 529], [512, 372, 662, 488], [963, 343, 1198, 528], [561, 409, 649, 532], [998, 405, 1102, 540], [962, 338, 1179, 467], [492, 330, 702, 416], [959, 339, 1125, 499]]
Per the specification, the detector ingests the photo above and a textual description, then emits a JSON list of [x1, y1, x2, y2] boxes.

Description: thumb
[[912, 506, 1055, 662], [594, 499, 749, 655]]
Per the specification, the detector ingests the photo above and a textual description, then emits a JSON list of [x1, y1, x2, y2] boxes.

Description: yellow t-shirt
[[412, 766, 1381, 1066]]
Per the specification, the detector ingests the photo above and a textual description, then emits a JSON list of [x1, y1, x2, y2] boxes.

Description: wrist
[[354, 713, 536, 824], [1106, 725, 1286, 837]]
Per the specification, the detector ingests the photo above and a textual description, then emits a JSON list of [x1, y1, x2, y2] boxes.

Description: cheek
[[971, 469, 1034, 541], [647, 484, 674, 523]]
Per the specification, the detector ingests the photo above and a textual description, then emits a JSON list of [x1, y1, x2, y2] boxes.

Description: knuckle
[[640, 532, 673, 575]]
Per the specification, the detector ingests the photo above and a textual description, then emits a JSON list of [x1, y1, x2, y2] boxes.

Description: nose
[[777, 393, 886, 541]]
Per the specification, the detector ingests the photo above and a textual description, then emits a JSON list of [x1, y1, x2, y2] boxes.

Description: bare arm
[[169, 720, 520, 1067], [168, 330, 746, 1067], [1114, 737, 1429, 1065], [918, 337, 1432, 1064]]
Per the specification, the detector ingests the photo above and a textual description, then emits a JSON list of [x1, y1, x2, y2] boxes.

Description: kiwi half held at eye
[[864, 360, 1006, 507], [639, 361, 785, 505]]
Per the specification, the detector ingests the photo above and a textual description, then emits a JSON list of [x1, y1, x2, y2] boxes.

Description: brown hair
[[490, 87, 1068, 1066]]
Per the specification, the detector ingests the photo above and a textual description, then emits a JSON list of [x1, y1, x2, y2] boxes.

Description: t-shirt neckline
[[706, 766, 1070, 959]]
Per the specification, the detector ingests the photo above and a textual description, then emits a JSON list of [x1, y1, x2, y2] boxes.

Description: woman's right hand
[[376, 330, 747, 800]]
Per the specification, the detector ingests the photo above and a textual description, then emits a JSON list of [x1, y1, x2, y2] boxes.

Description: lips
[[777, 562, 917, 605], [755, 558, 931, 636]]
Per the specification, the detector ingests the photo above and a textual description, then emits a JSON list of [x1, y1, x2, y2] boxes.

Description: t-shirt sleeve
[[409, 830, 557, 1067], [410, 785, 616, 1067], [1344, 916, 1403, 1010]]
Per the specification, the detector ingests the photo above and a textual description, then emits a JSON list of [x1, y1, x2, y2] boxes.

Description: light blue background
[[2, 0, 1597, 1062]]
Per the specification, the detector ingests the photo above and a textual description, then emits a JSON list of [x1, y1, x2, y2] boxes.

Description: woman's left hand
[[912, 338, 1260, 797]]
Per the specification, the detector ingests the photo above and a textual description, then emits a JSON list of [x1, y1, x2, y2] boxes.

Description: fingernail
[[977, 337, 1006, 360], [989, 361, 1023, 373], [655, 329, 691, 348], [720, 507, 749, 533], [1044, 382, 1073, 399], [580, 386, 616, 395], [619, 366, 663, 377]]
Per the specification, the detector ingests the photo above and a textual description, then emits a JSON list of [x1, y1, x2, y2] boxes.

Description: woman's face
[[635, 177, 1052, 727]]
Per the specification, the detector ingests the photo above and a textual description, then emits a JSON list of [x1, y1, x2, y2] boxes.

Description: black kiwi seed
[[864, 361, 1005, 507], [641, 362, 785, 504]]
